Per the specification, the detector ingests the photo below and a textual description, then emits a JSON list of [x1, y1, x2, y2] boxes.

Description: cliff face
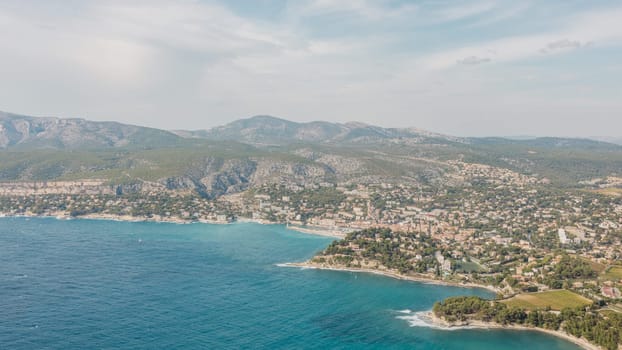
[[159, 158, 332, 198], [0, 157, 334, 197]]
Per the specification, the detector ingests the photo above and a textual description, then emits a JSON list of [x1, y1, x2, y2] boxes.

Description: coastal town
[[2, 161, 622, 289], [2, 160, 622, 349], [5, 0, 622, 349]]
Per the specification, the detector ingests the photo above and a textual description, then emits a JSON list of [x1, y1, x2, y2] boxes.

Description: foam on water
[[397, 311, 439, 328], [397, 311, 483, 331]]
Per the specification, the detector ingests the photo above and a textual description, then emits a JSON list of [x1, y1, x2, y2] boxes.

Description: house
[[601, 286, 621, 299]]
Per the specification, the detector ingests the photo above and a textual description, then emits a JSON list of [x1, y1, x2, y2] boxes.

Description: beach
[[281, 261, 500, 293], [285, 224, 348, 238]]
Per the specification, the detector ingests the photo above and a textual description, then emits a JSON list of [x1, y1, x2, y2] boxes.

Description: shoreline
[[2, 213, 600, 349], [285, 224, 348, 238], [0, 212, 233, 225], [424, 312, 600, 350], [281, 262, 500, 294], [0, 212, 351, 238], [283, 262, 599, 349]]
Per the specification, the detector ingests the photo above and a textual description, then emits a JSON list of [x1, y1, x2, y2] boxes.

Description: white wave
[[275, 263, 317, 270], [396, 309, 412, 314], [396, 311, 479, 331]]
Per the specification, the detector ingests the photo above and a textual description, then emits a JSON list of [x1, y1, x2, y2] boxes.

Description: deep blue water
[[0, 217, 580, 349]]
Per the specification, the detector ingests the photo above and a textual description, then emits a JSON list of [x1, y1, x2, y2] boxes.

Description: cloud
[[436, 1, 495, 22], [540, 39, 590, 54], [94, 1, 289, 55], [0, 0, 621, 137], [457, 56, 492, 65], [465, 2, 531, 27], [546, 39, 583, 50], [291, 0, 418, 21], [419, 7, 622, 70]]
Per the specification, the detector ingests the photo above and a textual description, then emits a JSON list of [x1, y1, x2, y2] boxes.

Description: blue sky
[[0, 0, 620, 136]]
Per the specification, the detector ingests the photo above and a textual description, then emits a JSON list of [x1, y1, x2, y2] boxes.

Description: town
[[2, 161, 622, 301]]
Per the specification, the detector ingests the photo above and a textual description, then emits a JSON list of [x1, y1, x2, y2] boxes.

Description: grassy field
[[604, 304, 622, 314], [453, 261, 483, 273], [602, 266, 622, 281], [600, 309, 617, 317], [587, 259, 607, 274], [502, 290, 592, 311]]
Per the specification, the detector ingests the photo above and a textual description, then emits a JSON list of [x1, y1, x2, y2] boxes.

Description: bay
[[0, 218, 580, 349]]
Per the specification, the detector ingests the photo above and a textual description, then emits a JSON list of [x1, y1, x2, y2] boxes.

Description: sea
[[0, 217, 580, 349]]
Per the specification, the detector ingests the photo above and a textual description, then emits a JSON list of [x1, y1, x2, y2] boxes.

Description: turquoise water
[[0, 218, 579, 349]]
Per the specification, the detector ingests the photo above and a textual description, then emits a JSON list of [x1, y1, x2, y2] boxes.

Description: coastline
[[281, 261, 500, 294], [0, 212, 231, 225], [0, 213, 349, 238], [283, 262, 598, 349], [424, 311, 600, 350], [3, 213, 601, 349], [284, 224, 347, 238]]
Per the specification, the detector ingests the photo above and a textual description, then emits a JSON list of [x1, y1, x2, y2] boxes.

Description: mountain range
[[1, 111, 621, 197], [0, 111, 181, 150], [2, 110, 618, 151]]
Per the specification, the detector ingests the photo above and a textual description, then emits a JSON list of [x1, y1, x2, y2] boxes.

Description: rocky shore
[[426, 311, 600, 350]]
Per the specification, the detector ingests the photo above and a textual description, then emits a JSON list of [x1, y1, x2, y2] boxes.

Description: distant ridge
[[468, 136, 621, 151], [1, 110, 621, 189], [1, 110, 619, 151], [0, 111, 181, 150], [173, 115, 464, 145], [590, 136, 622, 146]]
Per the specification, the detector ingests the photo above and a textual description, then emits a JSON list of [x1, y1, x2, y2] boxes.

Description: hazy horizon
[[1, 0, 620, 137], [4, 109, 622, 142]]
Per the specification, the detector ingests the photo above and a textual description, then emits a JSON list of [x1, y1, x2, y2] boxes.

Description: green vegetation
[[0, 193, 236, 221], [0, 140, 304, 184], [591, 188, 622, 197], [434, 296, 622, 350], [463, 140, 622, 186], [502, 290, 592, 311], [542, 255, 596, 289], [602, 266, 622, 281], [453, 261, 483, 273], [586, 259, 607, 274], [317, 228, 441, 274]]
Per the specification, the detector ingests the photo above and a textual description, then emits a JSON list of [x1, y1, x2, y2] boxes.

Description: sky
[[0, 0, 621, 137]]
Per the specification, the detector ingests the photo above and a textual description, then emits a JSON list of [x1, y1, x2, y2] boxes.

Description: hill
[[175, 115, 461, 145], [1, 111, 622, 194], [0, 111, 182, 150]]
